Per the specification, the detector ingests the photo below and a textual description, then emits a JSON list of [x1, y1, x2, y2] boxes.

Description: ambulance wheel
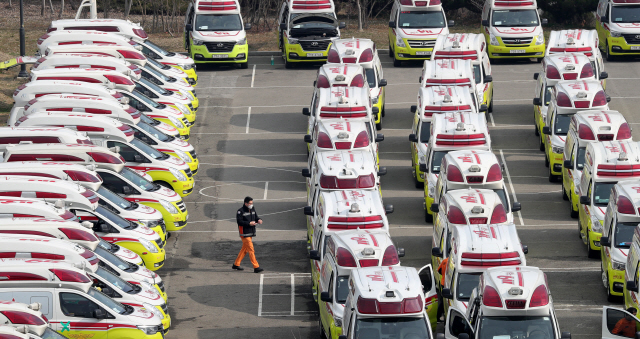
[[578, 220, 583, 239], [562, 185, 569, 201], [376, 121, 382, 131], [605, 42, 616, 62], [539, 136, 545, 151], [389, 44, 393, 58], [381, 105, 386, 117], [548, 167, 558, 182], [284, 57, 293, 69], [425, 208, 433, 223], [544, 155, 549, 168], [587, 233, 599, 259], [239, 62, 248, 69], [602, 266, 616, 302], [488, 97, 494, 113], [414, 173, 424, 189], [393, 58, 402, 67], [319, 318, 327, 339], [570, 198, 578, 218], [534, 124, 539, 136]]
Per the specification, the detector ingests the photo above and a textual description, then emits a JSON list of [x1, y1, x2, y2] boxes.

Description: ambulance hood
[[191, 29, 246, 43], [396, 27, 445, 38], [488, 25, 541, 37], [610, 23, 640, 33], [289, 13, 340, 38]]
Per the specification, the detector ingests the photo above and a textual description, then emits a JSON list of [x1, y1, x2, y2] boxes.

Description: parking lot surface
[[162, 53, 640, 339]]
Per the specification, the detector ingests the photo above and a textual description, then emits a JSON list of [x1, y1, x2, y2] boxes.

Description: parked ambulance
[[546, 30, 607, 88], [0, 198, 77, 221], [29, 67, 136, 92], [36, 30, 142, 55], [12, 80, 127, 107], [596, 0, 640, 61], [45, 43, 147, 67], [0, 301, 58, 338], [278, 0, 344, 68], [305, 118, 382, 166], [31, 53, 141, 80], [122, 91, 192, 141], [481, 0, 547, 60], [0, 162, 102, 191], [0, 127, 92, 150]]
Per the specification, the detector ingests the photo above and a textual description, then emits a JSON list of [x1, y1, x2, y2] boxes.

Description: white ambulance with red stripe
[[546, 30, 606, 79], [0, 198, 77, 221], [409, 85, 483, 189], [122, 91, 192, 141], [0, 301, 55, 338], [420, 58, 475, 88], [444, 266, 566, 339], [12, 80, 126, 107], [600, 181, 640, 300], [305, 119, 382, 166], [0, 259, 165, 339], [533, 52, 604, 144], [14, 112, 134, 143], [135, 77, 196, 117], [315, 229, 404, 339], [0, 127, 92, 151], [439, 223, 527, 318], [340, 266, 438, 338], [420, 112, 492, 222], [0, 235, 99, 271], [432, 33, 494, 111], [31, 53, 142, 80], [45, 43, 147, 67], [543, 80, 609, 182], [579, 141, 640, 258], [562, 110, 630, 218], [29, 67, 137, 92], [140, 63, 195, 96], [0, 162, 102, 191], [0, 218, 97, 250], [36, 30, 143, 56]]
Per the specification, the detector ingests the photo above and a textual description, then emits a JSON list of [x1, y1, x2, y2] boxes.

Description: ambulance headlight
[[612, 260, 626, 271], [175, 150, 192, 163], [139, 219, 159, 228], [176, 103, 191, 115], [139, 238, 159, 253], [535, 31, 545, 45], [428, 185, 435, 198], [137, 325, 160, 335], [610, 31, 623, 38], [396, 36, 406, 48], [141, 281, 154, 290], [372, 96, 379, 105], [236, 38, 247, 45], [178, 63, 194, 70], [192, 38, 204, 45], [490, 33, 500, 46], [552, 145, 564, 154], [590, 216, 603, 233], [334, 316, 342, 327], [169, 167, 187, 181], [160, 199, 179, 214], [184, 90, 195, 101], [168, 116, 185, 129], [143, 303, 163, 318], [288, 37, 299, 44]]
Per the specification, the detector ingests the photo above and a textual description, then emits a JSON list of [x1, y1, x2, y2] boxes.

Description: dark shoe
[[232, 265, 244, 271], [254, 267, 264, 273]]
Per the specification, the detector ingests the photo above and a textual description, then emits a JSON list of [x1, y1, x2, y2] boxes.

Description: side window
[[449, 309, 473, 337], [570, 144, 577, 165], [106, 141, 148, 163], [97, 172, 130, 194], [605, 4, 610, 18], [59, 292, 106, 319], [605, 308, 640, 338], [328, 273, 334, 300], [587, 180, 593, 200]]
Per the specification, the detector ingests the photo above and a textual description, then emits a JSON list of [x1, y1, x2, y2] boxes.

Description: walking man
[[233, 196, 264, 273]]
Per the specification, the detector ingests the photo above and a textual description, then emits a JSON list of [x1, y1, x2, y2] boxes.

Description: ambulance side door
[[418, 264, 438, 327], [602, 306, 640, 339], [445, 306, 474, 339], [563, 135, 575, 190], [57, 291, 112, 339]]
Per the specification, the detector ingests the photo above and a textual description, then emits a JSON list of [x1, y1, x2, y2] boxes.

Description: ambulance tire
[[382, 105, 386, 117], [602, 266, 616, 302], [376, 121, 382, 131], [284, 57, 293, 69], [562, 185, 568, 201], [534, 124, 539, 136], [605, 42, 616, 62], [319, 318, 327, 339], [548, 166, 558, 183], [587, 233, 599, 259], [393, 58, 402, 67], [539, 137, 545, 151], [570, 199, 578, 218], [414, 173, 423, 189], [488, 97, 494, 113], [544, 154, 549, 168], [425, 208, 433, 223], [389, 44, 394, 58], [239, 62, 248, 69]]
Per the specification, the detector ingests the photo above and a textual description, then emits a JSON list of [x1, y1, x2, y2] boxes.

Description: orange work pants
[[234, 236, 259, 268]]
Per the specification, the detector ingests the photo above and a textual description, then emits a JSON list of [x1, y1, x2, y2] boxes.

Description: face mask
[[247, 204, 253, 209]]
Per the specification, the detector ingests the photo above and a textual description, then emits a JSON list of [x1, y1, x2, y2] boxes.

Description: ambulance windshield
[[120, 167, 157, 191], [336, 275, 350, 303], [479, 316, 554, 339], [491, 9, 539, 27], [365, 68, 377, 88], [88, 287, 127, 314], [431, 151, 447, 173], [473, 65, 481, 84], [576, 147, 586, 170], [493, 189, 509, 211], [195, 14, 242, 31], [611, 6, 640, 23], [355, 317, 431, 339], [593, 182, 616, 206], [398, 11, 445, 29], [553, 114, 572, 136], [614, 222, 636, 249], [456, 273, 482, 301], [420, 122, 431, 143]]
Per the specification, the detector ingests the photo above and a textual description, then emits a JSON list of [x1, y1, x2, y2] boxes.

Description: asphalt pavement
[[160, 52, 640, 339]]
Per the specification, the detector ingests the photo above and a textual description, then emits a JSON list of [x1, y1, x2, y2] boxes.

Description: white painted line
[[494, 99, 530, 102], [262, 293, 310, 296], [185, 207, 304, 224], [263, 181, 269, 200], [261, 311, 317, 314], [245, 107, 252, 134], [251, 64, 256, 88], [499, 149, 524, 226], [540, 267, 599, 271], [263, 273, 311, 276], [258, 274, 264, 317], [489, 113, 495, 127], [290, 274, 295, 316]]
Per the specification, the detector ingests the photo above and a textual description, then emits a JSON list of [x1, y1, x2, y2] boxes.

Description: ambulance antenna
[[405, 270, 411, 291], [368, 280, 372, 292]]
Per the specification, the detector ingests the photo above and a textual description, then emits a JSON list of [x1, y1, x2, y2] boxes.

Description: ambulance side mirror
[[484, 75, 493, 83], [431, 203, 439, 213], [459, 333, 470, 339], [601, 15, 609, 23], [385, 204, 394, 214], [375, 134, 384, 142], [436, 334, 445, 339], [280, 23, 287, 30], [482, 19, 489, 27], [419, 163, 427, 172], [133, 154, 143, 163], [93, 309, 107, 319], [419, 76, 423, 84], [372, 107, 380, 114], [410, 105, 417, 113], [607, 95, 612, 103], [431, 247, 443, 258], [303, 206, 314, 216], [302, 108, 311, 116], [628, 281, 639, 293], [320, 291, 332, 303], [244, 23, 252, 30], [533, 73, 539, 80], [123, 186, 133, 195], [448, 20, 455, 27], [561, 333, 571, 339], [309, 250, 321, 261], [397, 247, 405, 257], [600, 236, 610, 247], [339, 22, 346, 29], [409, 134, 418, 143], [511, 202, 521, 212], [185, 24, 193, 32], [541, 18, 549, 25], [441, 288, 453, 299], [304, 135, 313, 143], [522, 245, 528, 254], [479, 104, 488, 113], [378, 167, 387, 176], [579, 196, 590, 205], [388, 21, 396, 28], [533, 97, 542, 106], [302, 169, 311, 178], [563, 160, 573, 169], [379, 79, 387, 87], [600, 71, 609, 80], [313, 80, 317, 87], [542, 126, 551, 135]]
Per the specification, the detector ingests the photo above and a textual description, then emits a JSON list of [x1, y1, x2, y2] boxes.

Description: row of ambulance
[[0, 9, 206, 339]]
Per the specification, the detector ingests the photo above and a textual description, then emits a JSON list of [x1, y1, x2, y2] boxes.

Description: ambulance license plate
[[211, 54, 228, 58], [631, 46, 640, 50], [307, 53, 323, 57], [416, 51, 431, 55], [510, 49, 526, 54]]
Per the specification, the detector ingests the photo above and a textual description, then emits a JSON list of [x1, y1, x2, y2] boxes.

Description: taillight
[[64, 170, 101, 183], [482, 285, 503, 307], [118, 124, 135, 137], [336, 247, 357, 267], [59, 227, 98, 241], [47, 27, 57, 33], [578, 124, 595, 140], [49, 268, 91, 283], [104, 74, 135, 85], [490, 204, 508, 224], [87, 152, 124, 164], [381, 245, 399, 266], [59, 211, 78, 221], [580, 63, 594, 78], [529, 285, 549, 307], [320, 174, 337, 189], [85, 108, 111, 114], [486, 163, 502, 182], [618, 123, 632, 140], [0, 311, 46, 325], [31, 253, 64, 260], [354, 130, 369, 148], [350, 74, 365, 87], [13, 84, 27, 97], [447, 164, 463, 182], [133, 28, 148, 39], [76, 139, 94, 145], [617, 195, 636, 214], [317, 75, 330, 88], [327, 49, 340, 63], [447, 205, 466, 224], [81, 189, 99, 204], [317, 132, 333, 148], [117, 50, 146, 60], [399, 0, 413, 5], [357, 174, 375, 188], [546, 65, 561, 80], [556, 92, 572, 107], [35, 192, 66, 199], [593, 90, 607, 107], [359, 48, 374, 63]]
